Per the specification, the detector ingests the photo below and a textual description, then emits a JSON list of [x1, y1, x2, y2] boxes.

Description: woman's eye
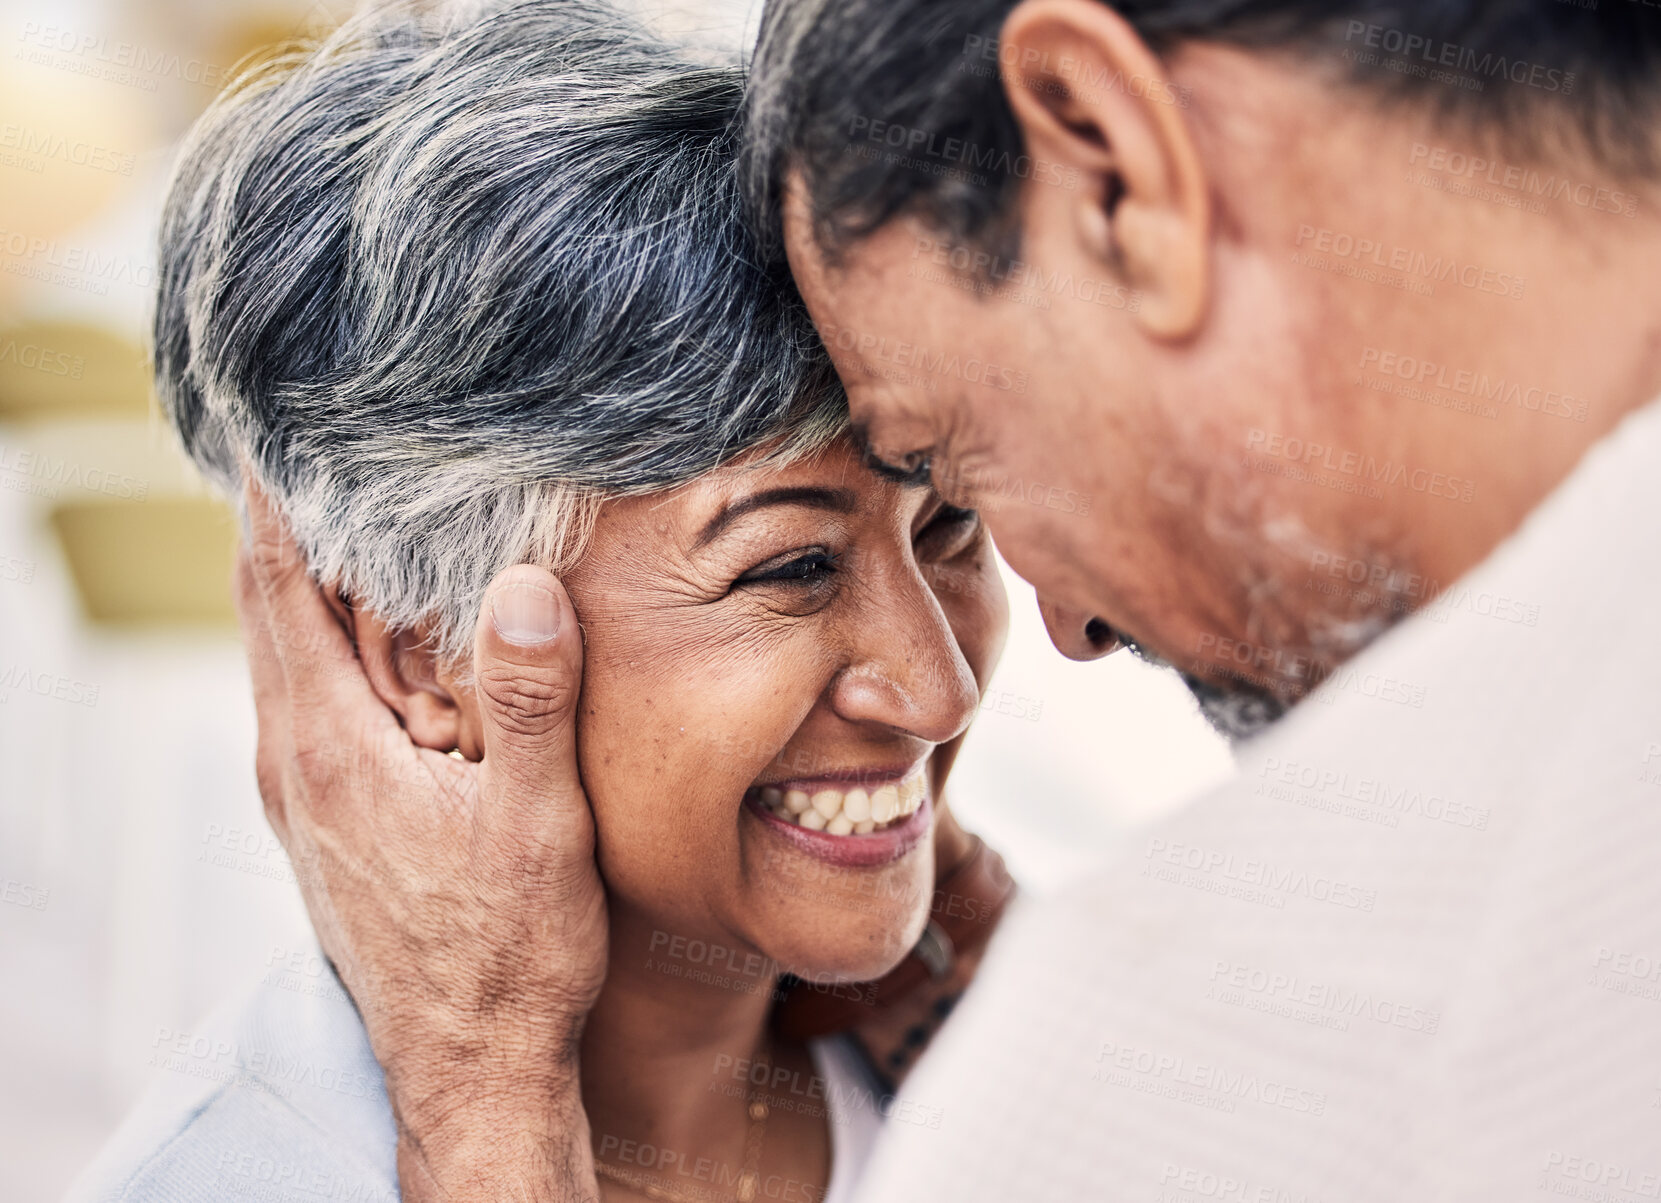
[[736, 550, 840, 586]]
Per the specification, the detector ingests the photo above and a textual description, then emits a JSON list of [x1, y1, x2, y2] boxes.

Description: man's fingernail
[[492, 582, 560, 645]]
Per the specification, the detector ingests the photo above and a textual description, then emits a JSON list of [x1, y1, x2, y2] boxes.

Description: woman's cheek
[[570, 654, 696, 874], [578, 652, 793, 839], [935, 553, 1010, 690]]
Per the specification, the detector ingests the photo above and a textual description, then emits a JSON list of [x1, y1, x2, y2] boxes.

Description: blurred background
[[0, 0, 1233, 1197]]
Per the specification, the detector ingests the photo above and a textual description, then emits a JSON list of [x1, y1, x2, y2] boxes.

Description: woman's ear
[[350, 608, 483, 760], [998, 0, 1211, 339]]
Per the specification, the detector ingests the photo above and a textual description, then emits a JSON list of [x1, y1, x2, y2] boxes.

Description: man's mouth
[[752, 766, 927, 836]]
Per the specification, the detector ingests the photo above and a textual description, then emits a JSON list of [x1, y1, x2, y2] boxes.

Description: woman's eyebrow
[[693, 486, 858, 548]]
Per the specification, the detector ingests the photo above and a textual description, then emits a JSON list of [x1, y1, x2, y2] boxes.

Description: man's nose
[[1038, 598, 1122, 661]]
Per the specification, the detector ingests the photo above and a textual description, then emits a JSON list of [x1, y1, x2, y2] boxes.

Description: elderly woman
[[74, 3, 1014, 1201]]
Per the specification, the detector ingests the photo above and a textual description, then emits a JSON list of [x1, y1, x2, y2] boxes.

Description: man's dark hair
[[747, 0, 1661, 259]]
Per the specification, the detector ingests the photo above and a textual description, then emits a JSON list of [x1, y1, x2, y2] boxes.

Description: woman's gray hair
[[156, 0, 846, 662]]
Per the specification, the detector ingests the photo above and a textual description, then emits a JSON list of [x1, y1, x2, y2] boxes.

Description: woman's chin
[[766, 904, 932, 987], [736, 769, 938, 981], [741, 849, 935, 985]]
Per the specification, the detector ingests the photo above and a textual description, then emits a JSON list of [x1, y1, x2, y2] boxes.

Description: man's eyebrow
[[693, 486, 860, 548], [850, 423, 934, 488], [864, 452, 933, 488]]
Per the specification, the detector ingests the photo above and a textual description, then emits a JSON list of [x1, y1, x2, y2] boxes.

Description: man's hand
[[236, 485, 605, 1203]]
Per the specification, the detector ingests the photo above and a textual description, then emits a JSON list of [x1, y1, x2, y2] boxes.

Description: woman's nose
[[830, 575, 981, 745], [1039, 597, 1122, 661]]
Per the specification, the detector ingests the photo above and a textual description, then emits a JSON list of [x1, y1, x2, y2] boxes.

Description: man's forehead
[[778, 173, 951, 449], [780, 171, 907, 296], [780, 173, 842, 292]]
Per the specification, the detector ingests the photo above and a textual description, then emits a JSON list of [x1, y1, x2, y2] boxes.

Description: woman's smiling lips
[[742, 762, 932, 868]]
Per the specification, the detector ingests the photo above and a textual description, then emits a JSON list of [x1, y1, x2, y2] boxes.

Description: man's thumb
[[472, 565, 584, 805]]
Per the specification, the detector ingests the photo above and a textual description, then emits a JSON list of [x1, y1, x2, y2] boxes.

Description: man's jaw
[[1118, 634, 1289, 744], [1176, 670, 1290, 743], [1104, 524, 1420, 743], [1119, 596, 1398, 744]]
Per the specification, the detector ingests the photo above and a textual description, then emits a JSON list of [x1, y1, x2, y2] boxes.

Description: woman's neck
[[579, 905, 783, 1186]]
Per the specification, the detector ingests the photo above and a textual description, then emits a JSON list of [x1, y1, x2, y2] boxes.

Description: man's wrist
[[378, 1006, 595, 1203], [392, 1069, 597, 1203]]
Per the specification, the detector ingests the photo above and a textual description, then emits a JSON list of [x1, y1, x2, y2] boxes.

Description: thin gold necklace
[[593, 1050, 772, 1203]]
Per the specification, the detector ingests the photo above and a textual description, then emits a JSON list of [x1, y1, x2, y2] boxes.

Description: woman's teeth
[[758, 773, 926, 835]]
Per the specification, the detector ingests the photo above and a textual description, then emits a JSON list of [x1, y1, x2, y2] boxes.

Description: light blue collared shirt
[[68, 963, 399, 1203], [69, 954, 884, 1202]]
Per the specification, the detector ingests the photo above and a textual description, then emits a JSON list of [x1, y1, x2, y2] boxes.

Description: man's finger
[[472, 565, 588, 842]]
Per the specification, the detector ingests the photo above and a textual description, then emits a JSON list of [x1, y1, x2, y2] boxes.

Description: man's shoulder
[[67, 966, 398, 1203]]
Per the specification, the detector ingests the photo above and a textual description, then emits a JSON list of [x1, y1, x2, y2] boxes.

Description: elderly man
[[147, 1, 1661, 1201], [737, 1, 1661, 1198]]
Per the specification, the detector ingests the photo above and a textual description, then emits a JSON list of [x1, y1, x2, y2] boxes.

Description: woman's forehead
[[608, 436, 908, 540]]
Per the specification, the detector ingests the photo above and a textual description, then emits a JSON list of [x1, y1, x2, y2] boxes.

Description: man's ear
[[350, 608, 483, 760], [998, 0, 1210, 339]]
